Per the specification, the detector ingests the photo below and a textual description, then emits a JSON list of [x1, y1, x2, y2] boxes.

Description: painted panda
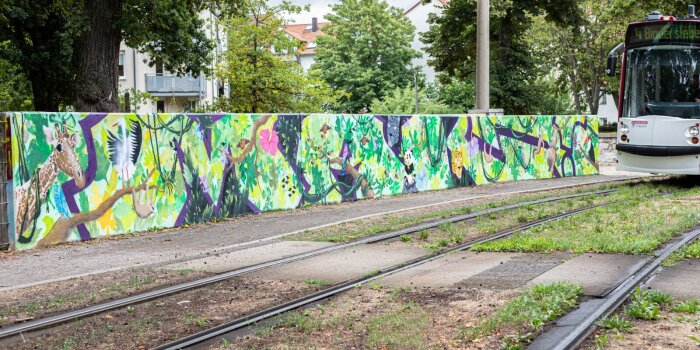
[[403, 148, 417, 192]]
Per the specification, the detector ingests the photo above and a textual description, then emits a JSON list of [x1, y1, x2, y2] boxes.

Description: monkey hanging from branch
[[132, 181, 157, 218]]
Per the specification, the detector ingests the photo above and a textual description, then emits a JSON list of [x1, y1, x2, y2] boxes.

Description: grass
[[419, 230, 429, 240], [389, 286, 412, 301], [671, 298, 700, 313], [304, 279, 332, 286], [424, 238, 449, 250], [275, 308, 341, 334], [597, 314, 634, 333], [182, 310, 209, 327], [461, 282, 583, 347], [473, 186, 700, 255], [366, 303, 431, 350], [262, 301, 431, 349], [284, 182, 629, 243], [664, 239, 700, 266], [625, 288, 664, 320]]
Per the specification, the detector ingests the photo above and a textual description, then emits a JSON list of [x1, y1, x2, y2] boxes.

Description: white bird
[[107, 119, 143, 187]]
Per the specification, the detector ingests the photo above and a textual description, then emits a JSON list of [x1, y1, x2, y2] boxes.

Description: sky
[[268, 0, 418, 23]]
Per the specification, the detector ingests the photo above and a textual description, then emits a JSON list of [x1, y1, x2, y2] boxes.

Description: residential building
[[283, 18, 328, 71], [117, 11, 226, 114], [598, 94, 619, 125], [283, 2, 447, 81]]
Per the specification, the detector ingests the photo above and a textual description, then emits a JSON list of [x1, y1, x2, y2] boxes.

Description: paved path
[[0, 170, 644, 290]]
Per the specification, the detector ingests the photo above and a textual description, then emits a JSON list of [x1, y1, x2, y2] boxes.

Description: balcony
[[145, 74, 205, 97]]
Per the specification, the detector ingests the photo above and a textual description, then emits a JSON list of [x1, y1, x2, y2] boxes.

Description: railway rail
[[528, 222, 700, 350], [156, 196, 629, 349], [0, 187, 620, 343]]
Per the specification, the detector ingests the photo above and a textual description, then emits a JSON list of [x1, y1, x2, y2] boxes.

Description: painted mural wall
[[6, 112, 599, 250]]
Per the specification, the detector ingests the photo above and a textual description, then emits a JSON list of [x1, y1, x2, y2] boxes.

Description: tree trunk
[[568, 70, 582, 115], [30, 74, 60, 111], [75, 0, 122, 112]]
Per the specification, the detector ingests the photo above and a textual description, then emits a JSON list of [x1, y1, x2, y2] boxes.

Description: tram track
[[0, 187, 620, 343], [527, 221, 700, 350], [155, 197, 630, 349]]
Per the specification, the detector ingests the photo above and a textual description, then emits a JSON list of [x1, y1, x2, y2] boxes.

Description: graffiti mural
[[6, 112, 599, 250]]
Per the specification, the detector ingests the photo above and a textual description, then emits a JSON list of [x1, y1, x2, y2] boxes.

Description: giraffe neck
[[36, 153, 59, 202]]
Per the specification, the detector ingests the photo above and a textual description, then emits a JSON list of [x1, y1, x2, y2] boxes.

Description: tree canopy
[[370, 86, 452, 114], [312, 0, 420, 113], [213, 0, 343, 113], [0, 0, 224, 112], [0, 50, 33, 111], [528, 0, 698, 116], [421, 0, 581, 114]]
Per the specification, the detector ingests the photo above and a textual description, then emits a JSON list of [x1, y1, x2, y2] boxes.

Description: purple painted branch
[[62, 113, 107, 241], [173, 140, 192, 227]]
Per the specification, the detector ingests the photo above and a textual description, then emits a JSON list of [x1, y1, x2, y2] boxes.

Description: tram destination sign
[[627, 21, 700, 47]]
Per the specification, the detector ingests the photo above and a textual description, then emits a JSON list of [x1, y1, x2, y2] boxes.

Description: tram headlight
[[620, 124, 629, 135], [689, 126, 700, 137]]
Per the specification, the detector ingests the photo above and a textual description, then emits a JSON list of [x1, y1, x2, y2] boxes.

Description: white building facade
[[117, 11, 225, 114]]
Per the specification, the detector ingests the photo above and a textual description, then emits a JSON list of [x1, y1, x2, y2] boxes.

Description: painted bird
[[52, 183, 71, 218], [107, 119, 143, 187]]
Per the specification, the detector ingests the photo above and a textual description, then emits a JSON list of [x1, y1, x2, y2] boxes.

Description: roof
[[283, 22, 329, 55], [404, 0, 449, 16]]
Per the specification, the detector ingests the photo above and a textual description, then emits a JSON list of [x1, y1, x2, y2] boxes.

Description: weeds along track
[[527, 215, 700, 350], [0, 186, 626, 343], [155, 194, 640, 350]]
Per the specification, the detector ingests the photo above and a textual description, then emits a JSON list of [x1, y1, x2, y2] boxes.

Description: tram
[[608, 6, 700, 174]]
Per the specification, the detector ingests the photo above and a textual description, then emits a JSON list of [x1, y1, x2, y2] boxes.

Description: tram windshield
[[624, 45, 700, 119]]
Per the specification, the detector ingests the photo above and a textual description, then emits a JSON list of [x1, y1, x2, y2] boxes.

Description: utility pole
[[470, 0, 503, 116], [414, 68, 419, 114], [475, 0, 489, 111]]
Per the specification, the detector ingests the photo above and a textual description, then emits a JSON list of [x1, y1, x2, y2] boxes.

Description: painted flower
[[416, 170, 429, 189], [469, 137, 480, 157], [259, 129, 279, 156], [199, 175, 210, 193], [220, 147, 231, 166]]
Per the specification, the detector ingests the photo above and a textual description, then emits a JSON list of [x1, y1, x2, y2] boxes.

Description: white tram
[[609, 7, 700, 174]]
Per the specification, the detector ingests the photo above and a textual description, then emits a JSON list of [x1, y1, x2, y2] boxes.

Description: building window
[[185, 100, 197, 112], [118, 51, 125, 79], [157, 100, 165, 113], [155, 61, 164, 75]]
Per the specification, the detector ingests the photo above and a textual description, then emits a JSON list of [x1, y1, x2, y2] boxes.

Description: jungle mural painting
[[5, 112, 599, 250]]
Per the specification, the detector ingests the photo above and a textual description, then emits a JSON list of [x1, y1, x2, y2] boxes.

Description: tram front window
[[624, 46, 700, 119]]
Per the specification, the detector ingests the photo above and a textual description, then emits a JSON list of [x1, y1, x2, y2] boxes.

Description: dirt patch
[[583, 311, 700, 349], [2, 277, 318, 349], [0, 267, 210, 327], [213, 286, 527, 350]]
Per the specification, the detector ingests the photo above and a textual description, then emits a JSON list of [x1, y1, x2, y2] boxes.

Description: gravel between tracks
[[3, 277, 318, 350]]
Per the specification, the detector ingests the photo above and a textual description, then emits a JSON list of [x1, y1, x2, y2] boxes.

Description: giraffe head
[[43, 123, 86, 189]]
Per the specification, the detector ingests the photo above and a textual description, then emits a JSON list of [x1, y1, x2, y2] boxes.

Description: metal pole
[[476, 0, 489, 111], [414, 69, 419, 114]]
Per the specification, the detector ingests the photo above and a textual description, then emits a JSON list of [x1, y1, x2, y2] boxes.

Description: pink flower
[[259, 129, 279, 156]]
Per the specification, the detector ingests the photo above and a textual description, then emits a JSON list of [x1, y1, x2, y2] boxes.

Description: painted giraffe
[[14, 124, 86, 240]]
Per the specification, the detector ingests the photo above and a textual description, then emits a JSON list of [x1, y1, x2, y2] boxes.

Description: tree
[[312, 0, 420, 113], [527, 1, 698, 115], [421, 0, 581, 114], [370, 86, 452, 114], [214, 0, 343, 113], [429, 78, 475, 113], [0, 1, 81, 110], [1, 0, 222, 112], [0, 47, 33, 111]]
